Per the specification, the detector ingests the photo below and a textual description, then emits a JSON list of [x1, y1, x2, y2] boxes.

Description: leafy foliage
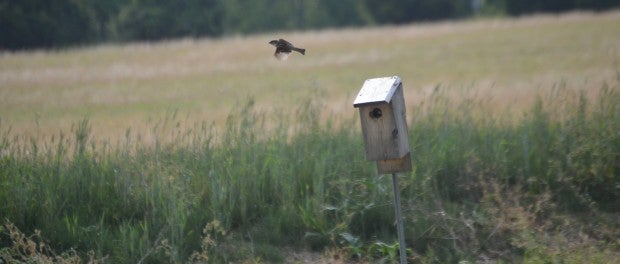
[[2, 0, 620, 50]]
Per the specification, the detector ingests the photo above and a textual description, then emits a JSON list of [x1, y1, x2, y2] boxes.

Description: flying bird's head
[[269, 40, 278, 46]]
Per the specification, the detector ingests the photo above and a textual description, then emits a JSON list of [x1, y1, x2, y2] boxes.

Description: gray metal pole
[[391, 173, 407, 264]]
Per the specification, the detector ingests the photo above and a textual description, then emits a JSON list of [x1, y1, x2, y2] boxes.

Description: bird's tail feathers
[[293, 48, 306, 55]]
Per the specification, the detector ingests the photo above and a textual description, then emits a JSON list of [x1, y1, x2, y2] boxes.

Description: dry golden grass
[[1, 10, 620, 141]]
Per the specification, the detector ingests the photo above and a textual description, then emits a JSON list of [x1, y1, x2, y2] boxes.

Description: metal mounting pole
[[391, 173, 407, 264]]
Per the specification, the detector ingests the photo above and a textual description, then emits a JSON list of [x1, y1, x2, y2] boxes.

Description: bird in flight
[[269, 39, 305, 60]]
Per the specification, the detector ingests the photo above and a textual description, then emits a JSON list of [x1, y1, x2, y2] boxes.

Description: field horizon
[[2, 10, 620, 142]]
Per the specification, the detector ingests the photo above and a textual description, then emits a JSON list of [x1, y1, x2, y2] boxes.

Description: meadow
[[1, 11, 619, 263]]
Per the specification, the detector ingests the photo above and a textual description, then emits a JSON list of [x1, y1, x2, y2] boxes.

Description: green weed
[[1, 79, 619, 262]]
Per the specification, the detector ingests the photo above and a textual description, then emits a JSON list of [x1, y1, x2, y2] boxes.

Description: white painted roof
[[353, 76, 401, 107]]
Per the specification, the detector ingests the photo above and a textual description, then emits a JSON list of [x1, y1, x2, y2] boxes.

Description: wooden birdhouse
[[354, 76, 412, 174]]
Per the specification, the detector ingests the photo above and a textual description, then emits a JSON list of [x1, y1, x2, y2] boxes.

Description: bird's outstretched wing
[[278, 39, 293, 47]]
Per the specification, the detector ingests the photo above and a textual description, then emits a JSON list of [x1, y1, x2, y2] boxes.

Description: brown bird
[[269, 38, 305, 60]]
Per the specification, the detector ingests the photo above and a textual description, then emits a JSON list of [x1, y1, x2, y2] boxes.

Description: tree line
[[1, 0, 619, 50]]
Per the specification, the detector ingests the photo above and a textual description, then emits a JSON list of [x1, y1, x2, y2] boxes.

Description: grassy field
[[1, 11, 619, 263], [2, 11, 620, 140]]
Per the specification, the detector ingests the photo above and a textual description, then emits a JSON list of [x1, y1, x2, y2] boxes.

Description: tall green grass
[[1, 79, 618, 263]]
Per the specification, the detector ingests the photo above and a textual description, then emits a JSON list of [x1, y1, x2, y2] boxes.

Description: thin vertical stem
[[392, 173, 407, 264]]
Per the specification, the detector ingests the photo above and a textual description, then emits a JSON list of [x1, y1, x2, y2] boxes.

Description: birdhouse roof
[[353, 76, 402, 107]]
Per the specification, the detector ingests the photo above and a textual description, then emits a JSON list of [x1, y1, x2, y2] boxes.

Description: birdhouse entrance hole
[[370, 108, 382, 119]]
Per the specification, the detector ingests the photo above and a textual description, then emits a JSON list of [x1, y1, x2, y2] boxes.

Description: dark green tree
[[361, 0, 472, 24], [0, 0, 98, 49], [110, 0, 223, 41], [495, 0, 620, 15], [3, 0, 620, 50], [81, 0, 124, 42], [302, 0, 372, 28]]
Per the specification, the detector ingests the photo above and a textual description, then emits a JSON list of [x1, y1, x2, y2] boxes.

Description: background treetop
[[1, 0, 619, 50]]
